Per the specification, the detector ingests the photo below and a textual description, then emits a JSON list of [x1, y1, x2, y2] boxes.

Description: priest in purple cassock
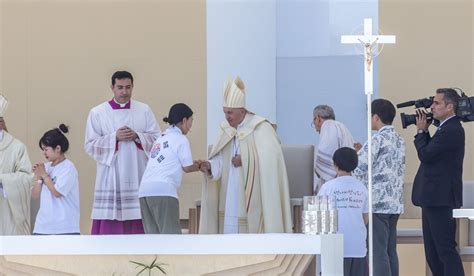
[[85, 71, 161, 234]]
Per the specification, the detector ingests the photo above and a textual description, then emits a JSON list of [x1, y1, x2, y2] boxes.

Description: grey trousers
[[373, 213, 400, 276], [344, 257, 367, 276], [139, 196, 182, 234]]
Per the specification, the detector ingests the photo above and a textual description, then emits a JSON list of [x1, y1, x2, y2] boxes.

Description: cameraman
[[412, 88, 464, 276]]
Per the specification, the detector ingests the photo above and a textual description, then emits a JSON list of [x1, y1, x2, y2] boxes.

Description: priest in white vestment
[[199, 77, 292, 234], [0, 95, 34, 235], [312, 105, 355, 194], [85, 71, 161, 234]]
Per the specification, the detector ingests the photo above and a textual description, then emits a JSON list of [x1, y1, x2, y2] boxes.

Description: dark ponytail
[[163, 103, 193, 125]]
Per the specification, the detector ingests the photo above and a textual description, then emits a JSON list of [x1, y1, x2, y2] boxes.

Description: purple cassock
[[90, 99, 145, 235], [91, 219, 145, 235]]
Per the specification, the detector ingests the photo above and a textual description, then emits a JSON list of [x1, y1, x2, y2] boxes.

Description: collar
[[236, 114, 247, 130], [439, 115, 456, 127], [108, 98, 131, 110], [378, 125, 394, 133], [166, 125, 183, 135]]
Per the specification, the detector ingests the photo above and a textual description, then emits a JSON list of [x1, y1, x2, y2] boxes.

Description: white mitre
[[0, 94, 8, 117], [223, 76, 246, 108]]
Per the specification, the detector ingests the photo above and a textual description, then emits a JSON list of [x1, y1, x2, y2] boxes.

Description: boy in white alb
[[318, 147, 368, 276], [139, 103, 199, 234], [32, 125, 80, 235]]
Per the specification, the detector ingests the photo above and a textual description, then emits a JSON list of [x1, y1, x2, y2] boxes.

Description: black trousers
[[422, 207, 464, 276], [372, 213, 399, 276], [344, 257, 367, 276]]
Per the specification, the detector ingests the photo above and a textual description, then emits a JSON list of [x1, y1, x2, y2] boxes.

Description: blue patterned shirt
[[353, 125, 406, 214]]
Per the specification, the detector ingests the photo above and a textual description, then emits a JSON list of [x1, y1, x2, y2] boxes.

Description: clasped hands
[[191, 155, 242, 174], [32, 163, 48, 180], [116, 126, 138, 141]]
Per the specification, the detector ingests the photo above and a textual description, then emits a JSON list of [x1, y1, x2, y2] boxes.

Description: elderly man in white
[[312, 105, 355, 194], [199, 77, 292, 234]]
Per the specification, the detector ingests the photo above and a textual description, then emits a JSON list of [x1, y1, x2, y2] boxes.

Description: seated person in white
[[139, 103, 200, 234], [32, 124, 80, 235], [317, 147, 368, 276]]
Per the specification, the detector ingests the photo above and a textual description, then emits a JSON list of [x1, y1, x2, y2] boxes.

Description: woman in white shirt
[[32, 124, 80, 235], [139, 103, 199, 234]]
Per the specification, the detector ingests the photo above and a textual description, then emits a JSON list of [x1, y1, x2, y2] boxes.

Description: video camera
[[397, 88, 474, 129]]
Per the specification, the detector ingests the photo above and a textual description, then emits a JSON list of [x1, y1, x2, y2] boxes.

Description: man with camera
[[412, 88, 465, 276]]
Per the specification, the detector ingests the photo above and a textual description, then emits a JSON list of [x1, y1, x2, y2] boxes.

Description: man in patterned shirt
[[353, 99, 406, 276]]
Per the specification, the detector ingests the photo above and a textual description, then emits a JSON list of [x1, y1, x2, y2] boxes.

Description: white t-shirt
[[139, 126, 193, 199], [318, 175, 369, 258], [33, 159, 80, 234]]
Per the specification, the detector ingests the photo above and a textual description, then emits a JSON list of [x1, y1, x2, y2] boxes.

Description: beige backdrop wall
[[0, 0, 206, 234], [380, 0, 473, 275], [380, 0, 473, 182]]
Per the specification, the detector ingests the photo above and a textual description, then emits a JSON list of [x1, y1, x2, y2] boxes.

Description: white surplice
[[85, 100, 160, 220], [314, 120, 355, 193]]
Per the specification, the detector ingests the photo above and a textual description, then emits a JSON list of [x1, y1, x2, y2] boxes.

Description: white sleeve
[[54, 163, 79, 197], [208, 152, 223, 181], [315, 124, 338, 181], [84, 109, 117, 166], [177, 138, 193, 167], [316, 183, 329, 196], [136, 105, 161, 155]]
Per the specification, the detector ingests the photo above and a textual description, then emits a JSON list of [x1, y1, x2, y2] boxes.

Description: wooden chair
[[281, 144, 314, 233]]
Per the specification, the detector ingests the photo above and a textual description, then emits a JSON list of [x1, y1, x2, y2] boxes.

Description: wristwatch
[[417, 129, 426, 134]]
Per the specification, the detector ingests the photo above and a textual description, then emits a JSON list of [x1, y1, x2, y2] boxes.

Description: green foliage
[[130, 256, 167, 276]]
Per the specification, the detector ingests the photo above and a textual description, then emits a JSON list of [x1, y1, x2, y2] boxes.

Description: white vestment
[[85, 100, 160, 220], [200, 113, 292, 234], [314, 119, 355, 193], [0, 131, 34, 235], [208, 135, 242, 233]]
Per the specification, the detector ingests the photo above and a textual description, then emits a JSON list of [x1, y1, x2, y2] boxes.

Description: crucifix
[[341, 18, 396, 94], [341, 18, 396, 276]]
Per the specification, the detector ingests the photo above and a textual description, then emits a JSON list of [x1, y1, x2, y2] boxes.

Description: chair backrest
[[281, 144, 314, 199], [400, 182, 422, 219], [462, 180, 474, 246]]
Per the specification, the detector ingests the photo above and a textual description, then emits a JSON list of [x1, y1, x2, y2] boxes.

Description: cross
[[341, 18, 396, 276], [341, 18, 396, 95]]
